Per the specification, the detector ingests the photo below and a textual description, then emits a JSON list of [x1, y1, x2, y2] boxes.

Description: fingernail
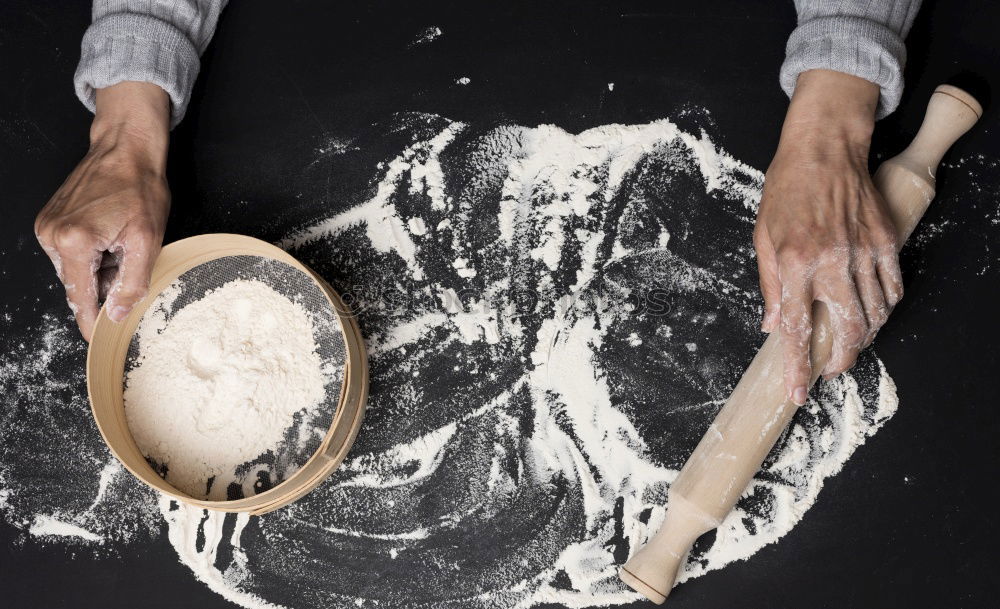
[[792, 386, 808, 406], [109, 305, 132, 322]]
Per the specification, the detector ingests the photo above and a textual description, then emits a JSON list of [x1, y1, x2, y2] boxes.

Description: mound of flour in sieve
[[124, 279, 327, 500]]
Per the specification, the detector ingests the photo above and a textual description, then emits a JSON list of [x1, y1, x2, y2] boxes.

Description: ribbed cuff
[[780, 16, 907, 119], [74, 13, 201, 129]]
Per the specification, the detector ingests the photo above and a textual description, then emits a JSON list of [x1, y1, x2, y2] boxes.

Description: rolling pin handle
[[892, 85, 982, 185], [620, 492, 720, 603]]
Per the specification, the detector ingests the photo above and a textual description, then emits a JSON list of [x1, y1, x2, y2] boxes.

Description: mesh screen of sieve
[[123, 255, 346, 501]]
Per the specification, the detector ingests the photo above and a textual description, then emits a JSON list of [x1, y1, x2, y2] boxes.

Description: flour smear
[[1, 111, 928, 608]]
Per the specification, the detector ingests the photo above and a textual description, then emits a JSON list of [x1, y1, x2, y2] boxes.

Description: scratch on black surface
[[278, 66, 328, 136]]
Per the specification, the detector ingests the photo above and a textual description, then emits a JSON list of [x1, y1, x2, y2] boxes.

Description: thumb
[[754, 223, 782, 332], [105, 226, 161, 323]]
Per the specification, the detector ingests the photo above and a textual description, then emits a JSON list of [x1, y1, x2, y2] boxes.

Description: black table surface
[[2, 1, 998, 608]]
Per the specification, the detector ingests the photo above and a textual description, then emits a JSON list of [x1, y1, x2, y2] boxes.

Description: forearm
[[778, 70, 879, 161], [75, 0, 228, 128], [91, 82, 170, 171]]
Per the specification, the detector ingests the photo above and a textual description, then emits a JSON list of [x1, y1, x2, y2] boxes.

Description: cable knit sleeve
[[74, 1, 228, 128], [780, 0, 922, 119]]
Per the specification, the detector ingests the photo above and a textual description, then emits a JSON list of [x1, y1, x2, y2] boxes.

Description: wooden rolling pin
[[619, 84, 982, 604]]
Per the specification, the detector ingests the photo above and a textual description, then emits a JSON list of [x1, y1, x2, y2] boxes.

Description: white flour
[[15, 113, 995, 609], [29, 514, 104, 542], [168, 113, 899, 608], [124, 279, 328, 500], [410, 26, 443, 47]]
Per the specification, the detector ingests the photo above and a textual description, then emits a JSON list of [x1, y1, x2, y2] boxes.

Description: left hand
[[754, 69, 904, 406], [34, 82, 171, 341]]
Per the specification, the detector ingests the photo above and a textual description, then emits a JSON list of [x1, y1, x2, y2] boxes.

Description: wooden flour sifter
[[619, 84, 982, 603], [87, 234, 369, 515]]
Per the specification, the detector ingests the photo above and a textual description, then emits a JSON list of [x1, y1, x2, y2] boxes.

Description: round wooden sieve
[[87, 233, 368, 515]]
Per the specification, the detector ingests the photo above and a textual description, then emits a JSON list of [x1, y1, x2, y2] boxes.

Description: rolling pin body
[[619, 85, 982, 604]]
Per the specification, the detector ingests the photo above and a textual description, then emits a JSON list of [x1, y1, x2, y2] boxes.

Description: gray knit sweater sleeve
[[74, 1, 228, 128], [781, 0, 922, 118]]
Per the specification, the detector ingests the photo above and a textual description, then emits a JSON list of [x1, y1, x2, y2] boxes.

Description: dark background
[[2, 1, 999, 607]]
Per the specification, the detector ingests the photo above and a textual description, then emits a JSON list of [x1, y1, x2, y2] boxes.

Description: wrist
[[779, 69, 879, 157], [90, 82, 170, 171]]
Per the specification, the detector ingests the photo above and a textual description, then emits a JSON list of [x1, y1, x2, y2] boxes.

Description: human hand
[[35, 81, 171, 341], [754, 69, 903, 406]]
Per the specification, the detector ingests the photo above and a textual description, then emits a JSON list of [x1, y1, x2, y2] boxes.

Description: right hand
[[754, 70, 902, 405], [35, 81, 171, 341]]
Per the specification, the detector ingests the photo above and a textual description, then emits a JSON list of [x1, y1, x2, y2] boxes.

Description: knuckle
[[874, 220, 899, 244], [843, 321, 868, 345], [114, 286, 148, 303], [127, 221, 160, 248], [878, 237, 900, 255], [887, 283, 904, 306], [781, 317, 812, 343], [33, 215, 48, 240], [53, 223, 94, 250], [778, 261, 800, 281], [877, 250, 901, 273], [872, 304, 890, 326], [777, 244, 811, 269]]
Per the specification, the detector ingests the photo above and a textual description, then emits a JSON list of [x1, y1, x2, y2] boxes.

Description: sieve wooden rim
[[86, 233, 369, 515]]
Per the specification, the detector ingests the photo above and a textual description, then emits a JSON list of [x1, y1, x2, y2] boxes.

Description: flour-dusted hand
[[35, 82, 171, 341], [755, 70, 904, 406]]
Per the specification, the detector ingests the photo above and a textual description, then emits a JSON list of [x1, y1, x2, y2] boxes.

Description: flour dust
[[9, 110, 977, 608], [0, 316, 161, 547], [169, 114, 898, 608]]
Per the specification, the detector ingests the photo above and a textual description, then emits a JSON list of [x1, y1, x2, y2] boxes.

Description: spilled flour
[[124, 279, 329, 500], [6, 111, 962, 608]]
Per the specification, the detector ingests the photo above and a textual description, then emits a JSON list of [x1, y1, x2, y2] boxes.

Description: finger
[[779, 282, 813, 406], [754, 224, 782, 332], [105, 225, 160, 322], [60, 249, 103, 341], [855, 260, 888, 349], [875, 246, 904, 310], [819, 276, 868, 380]]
